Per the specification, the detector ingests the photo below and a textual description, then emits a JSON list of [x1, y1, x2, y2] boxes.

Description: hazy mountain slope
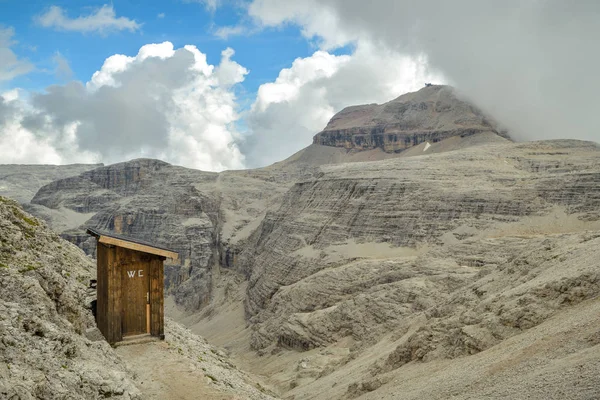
[[0, 164, 102, 204]]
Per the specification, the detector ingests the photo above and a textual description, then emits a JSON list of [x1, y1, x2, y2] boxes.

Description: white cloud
[[1, 42, 247, 171], [246, 0, 600, 144], [53, 52, 72, 80], [248, 0, 356, 50], [35, 5, 141, 34], [0, 90, 98, 164], [185, 0, 221, 12], [0, 27, 34, 82], [214, 25, 247, 40], [157, 13, 166, 19], [242, 41, 443, 167]]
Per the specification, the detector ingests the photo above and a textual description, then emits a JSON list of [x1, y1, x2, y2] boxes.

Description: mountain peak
[[314, 85, 509, 152]]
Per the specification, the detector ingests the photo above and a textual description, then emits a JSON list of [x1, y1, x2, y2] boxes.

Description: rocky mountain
[[3, 85, 600, 399], [18, 158, 294, 313], [313, 85, 510, 152], [195, 138, 600, 399], [0, 196, 279, 400]]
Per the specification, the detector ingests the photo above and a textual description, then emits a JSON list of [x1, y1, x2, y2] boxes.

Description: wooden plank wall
[[96, 243, 165, 343], [107, 245, 122, 343], [96, 243, 108, 340], [150, 256, 165, 338]]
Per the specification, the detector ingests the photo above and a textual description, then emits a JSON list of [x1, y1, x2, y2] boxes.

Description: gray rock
[[0, 196, 141, 399], [313, 85, 510, 152]]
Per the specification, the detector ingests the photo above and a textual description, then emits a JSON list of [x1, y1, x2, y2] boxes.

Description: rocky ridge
[[239, 139, 600, 336]]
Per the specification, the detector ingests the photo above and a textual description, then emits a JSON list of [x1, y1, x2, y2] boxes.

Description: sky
[[0, 1, 598, 170]]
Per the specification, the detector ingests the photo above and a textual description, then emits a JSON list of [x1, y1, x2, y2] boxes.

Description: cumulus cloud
[[1, 43, 248, 170], [247, 0, 600, 143], [0, 27, 34, 82], [242, 42, 442, 167], [35, 5, 141, 34], [0, 90, 97, 164]]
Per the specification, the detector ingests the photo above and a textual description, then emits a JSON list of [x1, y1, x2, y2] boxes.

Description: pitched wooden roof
[[87, 228, 179, 260]]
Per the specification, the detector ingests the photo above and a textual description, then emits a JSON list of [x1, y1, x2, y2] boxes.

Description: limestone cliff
[[313, 85, 510, 152], [29, 159, 220, 309], [237, 141, 600, 349], [26, 159, 293, 312]]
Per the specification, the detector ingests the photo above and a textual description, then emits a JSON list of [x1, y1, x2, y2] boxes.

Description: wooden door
[[121, 255, 149, 336]]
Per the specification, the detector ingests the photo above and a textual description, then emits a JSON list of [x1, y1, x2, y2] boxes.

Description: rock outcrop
[[0, 196, 141, 399], [237, 140, 600, 352], [313, 85, 510, 152]]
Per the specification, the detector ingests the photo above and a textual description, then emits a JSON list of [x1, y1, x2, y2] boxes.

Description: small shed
[[87, 228, 179, 344]]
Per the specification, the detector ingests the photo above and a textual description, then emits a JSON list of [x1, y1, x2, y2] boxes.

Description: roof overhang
[[87, 228, 179, 260]]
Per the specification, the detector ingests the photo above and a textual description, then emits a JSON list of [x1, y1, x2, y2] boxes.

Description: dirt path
[[116, 341, 236, 400]]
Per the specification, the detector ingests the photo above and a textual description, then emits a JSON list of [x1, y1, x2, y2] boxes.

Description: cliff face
[[29, 159, 220, 309], [27, 159, 294, 311], [313, 85, 510, 152], [234, 140, 600, 352]]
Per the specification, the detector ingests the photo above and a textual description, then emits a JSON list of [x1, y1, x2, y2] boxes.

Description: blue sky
[[2, 1, 589, 170], [1, 0, 336, 97], [1, 0, 423, 169]]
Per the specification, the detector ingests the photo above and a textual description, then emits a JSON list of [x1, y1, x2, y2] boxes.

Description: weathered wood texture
[[107, 244, 122, 343], [98, 235, 178, 260], [95, 240, 167, 343], [96, 243, 108, 340], [119, 248, 149, 337], [149, 257, 165, 338]]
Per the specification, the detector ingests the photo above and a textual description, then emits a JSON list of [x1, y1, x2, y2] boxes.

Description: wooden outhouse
[[87, 228, 179, 344]]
